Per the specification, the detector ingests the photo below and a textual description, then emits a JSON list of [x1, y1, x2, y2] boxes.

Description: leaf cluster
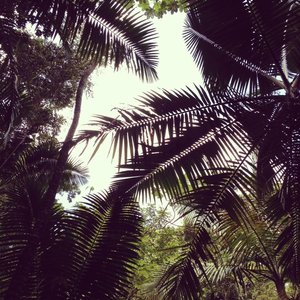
[[132, 0, 187, 18]]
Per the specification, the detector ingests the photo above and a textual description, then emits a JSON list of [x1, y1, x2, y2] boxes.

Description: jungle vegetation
[[1, 1, 300, 300]]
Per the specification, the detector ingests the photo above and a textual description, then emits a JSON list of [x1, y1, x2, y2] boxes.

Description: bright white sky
[[61, 12, 201, 204]]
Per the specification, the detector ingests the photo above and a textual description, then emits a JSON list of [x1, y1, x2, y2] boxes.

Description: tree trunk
[[275, 280, 290, 300], [43, 62, 96, 208]]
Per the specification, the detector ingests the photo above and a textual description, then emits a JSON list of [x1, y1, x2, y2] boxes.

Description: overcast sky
[[60, 12, 201, 204]]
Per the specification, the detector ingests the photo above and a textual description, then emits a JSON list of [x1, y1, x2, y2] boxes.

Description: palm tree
[[0, 0, 158, 167], [0, 140, 86, 298], [205, 195, 293, 300], [0, 1, 159, 298], [80, 0, 300, 298], [184, 0, 300, 286], [0, 140, 144, 299]]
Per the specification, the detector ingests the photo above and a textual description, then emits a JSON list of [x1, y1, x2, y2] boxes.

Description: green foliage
[[0, 34, 85, 195], [130, 205, 184, 297], [133, 0, 187, 18], [13, 35, 84, 137], [250, 280, 278, 300]]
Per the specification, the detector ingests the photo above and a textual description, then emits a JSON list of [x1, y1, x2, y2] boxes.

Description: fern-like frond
[[185, 0, 300, 93], [41, 190, 142, 299], [27, 0, 158, 81]]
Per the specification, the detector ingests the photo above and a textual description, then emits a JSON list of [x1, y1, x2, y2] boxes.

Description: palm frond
[[82, 86, 283, 164], [1, 140, 89, 192], [41, 190, 142, 299], [0, 175, 63, 298], [27, 0, 158, 81], [155, 227, 213, 300], [82, 87, 283, 210], [184, 0, 300, 93]]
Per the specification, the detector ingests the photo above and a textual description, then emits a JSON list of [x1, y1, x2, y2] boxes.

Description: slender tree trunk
[[43, 62, 96, 207], [275, 280, 290, 300], [290, 129, 300, 280]]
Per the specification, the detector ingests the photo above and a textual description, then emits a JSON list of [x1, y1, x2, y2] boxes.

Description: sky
[[60, 11, 201, 204]]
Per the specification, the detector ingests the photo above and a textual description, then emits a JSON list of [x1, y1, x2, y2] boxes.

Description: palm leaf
[[155, 226, 213, 300], [27, 0, 158, 81], [0, 175, 64, 299], [41, 190, 142, 299], [81, 87, 283, 207], [184, 0, 300, 93]]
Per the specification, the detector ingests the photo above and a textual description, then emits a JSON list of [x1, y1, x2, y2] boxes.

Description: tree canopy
[[2, 0, 300, 299], [82, 1, 300, 299], [133, 0, 187, 18]]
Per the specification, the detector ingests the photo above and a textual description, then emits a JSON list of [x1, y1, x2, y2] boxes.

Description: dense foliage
[[2, 0, 300, 299], [83, 1, 300, 299], [130, 205, 184, 298], [0, 1, 158, 299]]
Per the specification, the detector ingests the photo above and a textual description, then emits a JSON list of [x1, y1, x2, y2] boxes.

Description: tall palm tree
[[0, 1, 159, 298], [184, 0, 300, 286], [81, 0, 300, 298], [0, 0, 158, 206]]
